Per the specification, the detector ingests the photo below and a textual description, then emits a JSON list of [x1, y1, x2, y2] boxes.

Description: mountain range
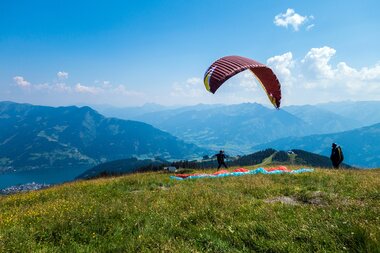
[[315, 100, 380, 126], [133, 103, 313, 153], [92, 101, 380, 168], [0, 101, 207, 173], [1, 99, 379, 180], [94, 100, 380, 129]]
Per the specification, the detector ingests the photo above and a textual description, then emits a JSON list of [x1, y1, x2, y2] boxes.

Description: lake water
[[0, 167, 89, 190]]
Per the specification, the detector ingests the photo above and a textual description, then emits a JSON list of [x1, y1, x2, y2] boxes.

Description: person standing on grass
[[330, 143, 344, 169], [214, 150, 228, 169]]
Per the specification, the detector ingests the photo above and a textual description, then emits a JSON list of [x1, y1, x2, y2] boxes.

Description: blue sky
[[1, 0, 379, 107]]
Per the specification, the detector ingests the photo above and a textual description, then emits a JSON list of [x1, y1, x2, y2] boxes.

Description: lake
[[0, 166, 89, 190]]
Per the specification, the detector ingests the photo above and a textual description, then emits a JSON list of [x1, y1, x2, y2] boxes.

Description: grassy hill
[[1, 167, 379, 252]]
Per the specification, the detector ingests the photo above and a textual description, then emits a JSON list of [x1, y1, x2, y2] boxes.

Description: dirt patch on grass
[[265, 191, 328, 206], [264, 196, 300, 206], [158, 185, 170, 191], [301, 191, 326, 205], [340, 198, 367, 207]]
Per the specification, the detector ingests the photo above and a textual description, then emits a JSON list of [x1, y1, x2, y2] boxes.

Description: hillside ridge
[[77, 148, 352, 180]]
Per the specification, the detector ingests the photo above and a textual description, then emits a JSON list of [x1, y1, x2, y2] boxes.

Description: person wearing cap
[[330, 143, 344, 169]]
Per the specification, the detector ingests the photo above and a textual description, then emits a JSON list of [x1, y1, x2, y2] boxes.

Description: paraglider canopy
[[204, 55, 282, 108]]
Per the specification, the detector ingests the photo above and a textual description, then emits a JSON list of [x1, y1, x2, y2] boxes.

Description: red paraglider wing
[[203, 56, 282, 108]]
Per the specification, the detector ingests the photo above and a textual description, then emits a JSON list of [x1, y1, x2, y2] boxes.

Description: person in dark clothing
[[214, 150, 228, 169], [330, 143, 344, 169]]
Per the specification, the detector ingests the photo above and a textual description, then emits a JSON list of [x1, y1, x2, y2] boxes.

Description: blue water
[[0, 167, 89, 190]]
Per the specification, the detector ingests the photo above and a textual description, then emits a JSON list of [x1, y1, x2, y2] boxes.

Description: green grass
[[1, 167, 379, 252]]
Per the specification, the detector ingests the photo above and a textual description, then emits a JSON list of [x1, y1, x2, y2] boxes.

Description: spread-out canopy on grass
[[171, 167, 314, 180], [203, 55, 282, 108]]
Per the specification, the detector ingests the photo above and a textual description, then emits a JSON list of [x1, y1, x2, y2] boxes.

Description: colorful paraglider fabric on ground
[[203, 55, 282, 109], [170, 167, 314, 180]]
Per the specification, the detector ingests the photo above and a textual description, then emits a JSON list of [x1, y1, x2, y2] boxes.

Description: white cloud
[[301, 46, 336, 79], [359, 65, 380, 81], [268, 46, 380, 104], [74, 83, 102, 94], [274, 8, 313, 31], [14, 74, 143, 98], [9, 71, 148, 106], [34, 83, 52, 91], [267, 52, 294, 86], [111, 84, 144, 97], [239, 71, 259, 92], [13, 76, 31, 88], [169, 77, 205, 100], [57, 71, 69, 79], [171, 80, 204, 98], [306, 24, 315, 31], [101, 80, 112, 88], [186, 77, 202, 85], [54, 83, 72, 93]]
